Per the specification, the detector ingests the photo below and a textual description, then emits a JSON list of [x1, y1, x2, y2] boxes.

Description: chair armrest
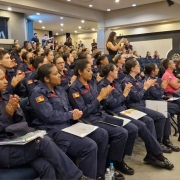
[[105, 110, 118, 116], [78, 118, 92, 125]]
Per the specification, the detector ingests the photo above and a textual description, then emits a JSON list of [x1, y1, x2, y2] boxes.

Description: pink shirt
[[162, 70, 179, 93]]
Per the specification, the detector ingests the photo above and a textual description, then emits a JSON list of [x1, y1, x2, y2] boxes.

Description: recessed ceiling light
[[7, 7, 12, 11], [115, 0, 119, 2], [132, 4, 136, 7], [89, 4, 93, 7], [42, 26, 45, 29], [81, 20, 85, 23], [75, 31, 77, 33], [67, 0, 71, 1], [78, 26, 81, 29], [107, 9, 111, 11], [60, 17, 63, 19], [36, 13, 40, 15], [39, 20, 42, 23], [61, 29, 63, 31], [92, 28, 95, 31], [60, 23, 64, 26], [56, 33, 58, 35]]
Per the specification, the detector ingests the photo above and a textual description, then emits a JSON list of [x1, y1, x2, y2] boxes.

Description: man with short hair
[[162, 58, 180, 94], [31, 33, 39, 43]]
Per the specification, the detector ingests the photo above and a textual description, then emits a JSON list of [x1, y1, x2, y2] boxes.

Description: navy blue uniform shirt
[[30, 82, 73, 134]]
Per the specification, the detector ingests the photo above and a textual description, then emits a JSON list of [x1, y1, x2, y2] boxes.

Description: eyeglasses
[[56, 62, 65, 65]]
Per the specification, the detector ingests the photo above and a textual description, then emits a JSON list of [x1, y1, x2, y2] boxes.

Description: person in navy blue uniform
[[69, 59, 139, 179], [0, 68, 91, 180], [144, 63, 180, 150], [29, 63, 108, 179], [97, 63, 174, 169], [17, 51, 34, 78], [122, 58, 174, 152], [113, 54, 127, 84], [0, 50, 26, 97], [54, 56, 76, 92], [63, 53, 74, 71], [44, 49, 54, 63], [25, 56, 49, 95]]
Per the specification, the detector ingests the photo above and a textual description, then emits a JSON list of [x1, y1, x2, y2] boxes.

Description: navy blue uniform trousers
[[0, 136, 82, 180], [90, 115, 138, 162], [51, 128, 108, 178]]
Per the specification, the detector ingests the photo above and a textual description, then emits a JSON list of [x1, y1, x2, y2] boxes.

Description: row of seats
[[137, 58, 163, 68]]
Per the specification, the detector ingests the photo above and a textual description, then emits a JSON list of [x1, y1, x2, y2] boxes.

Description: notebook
[[0, 130, 47, 145]]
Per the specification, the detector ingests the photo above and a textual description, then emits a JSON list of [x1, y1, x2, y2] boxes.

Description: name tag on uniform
[[47, 94, 58, 98], [82, 90, 89, 94]]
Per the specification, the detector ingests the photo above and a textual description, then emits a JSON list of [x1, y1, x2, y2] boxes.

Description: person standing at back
[[106, 32, 126, 63], [31, 33, 39, 44]]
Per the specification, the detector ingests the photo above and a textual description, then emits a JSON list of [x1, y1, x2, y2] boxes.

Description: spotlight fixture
[[36, 13, 40, 15], [39, 20, 42, 23], [7, 7, 12, 11], [166, 0, 174, 7]]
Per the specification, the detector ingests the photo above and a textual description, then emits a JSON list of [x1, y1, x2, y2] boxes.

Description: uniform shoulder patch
[[28, 80, 33, 84], [72, 92, 80, 98], [35, 95, 45, 103]]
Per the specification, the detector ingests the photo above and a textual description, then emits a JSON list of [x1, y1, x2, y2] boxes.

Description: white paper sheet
[[146, 100, 167, 118], [62, 123, 98, 138], [120, 109, 147, 120]]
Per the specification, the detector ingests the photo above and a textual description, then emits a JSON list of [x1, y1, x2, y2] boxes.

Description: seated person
[[162, 58, 180, 95], [144, 62, 180, 146], [121, 58, 175, 158], [29, 63, 108, 179], [53, 56, 76, 92], [0, 50, 26, 97], [153, 50, 160, 59], [69, 59, 138, 178], [174, 59, 180, 79], [145, 51, 152, 59], [44, 49, 54, 63], [97, 63, 174, 169], [17, 51, 34, 78], [0, 68, 90, 180]]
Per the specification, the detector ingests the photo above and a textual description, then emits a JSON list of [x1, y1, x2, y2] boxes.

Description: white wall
[[114, 22, 180, 36], [131, 39, 172, 58]]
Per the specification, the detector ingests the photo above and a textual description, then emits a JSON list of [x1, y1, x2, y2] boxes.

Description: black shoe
[[114, 170, 125, 180], [163, 139, 180, 152], [143, 153, 165, 168], [156, 153, 174, 170], [115, 160, 134, 175], [160, 143, 172, 153]]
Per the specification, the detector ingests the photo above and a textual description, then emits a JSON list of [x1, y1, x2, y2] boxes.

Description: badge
[[35, 95, 45, 103], [72, 92, 80, 98], [28, 80, 33, 84]]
